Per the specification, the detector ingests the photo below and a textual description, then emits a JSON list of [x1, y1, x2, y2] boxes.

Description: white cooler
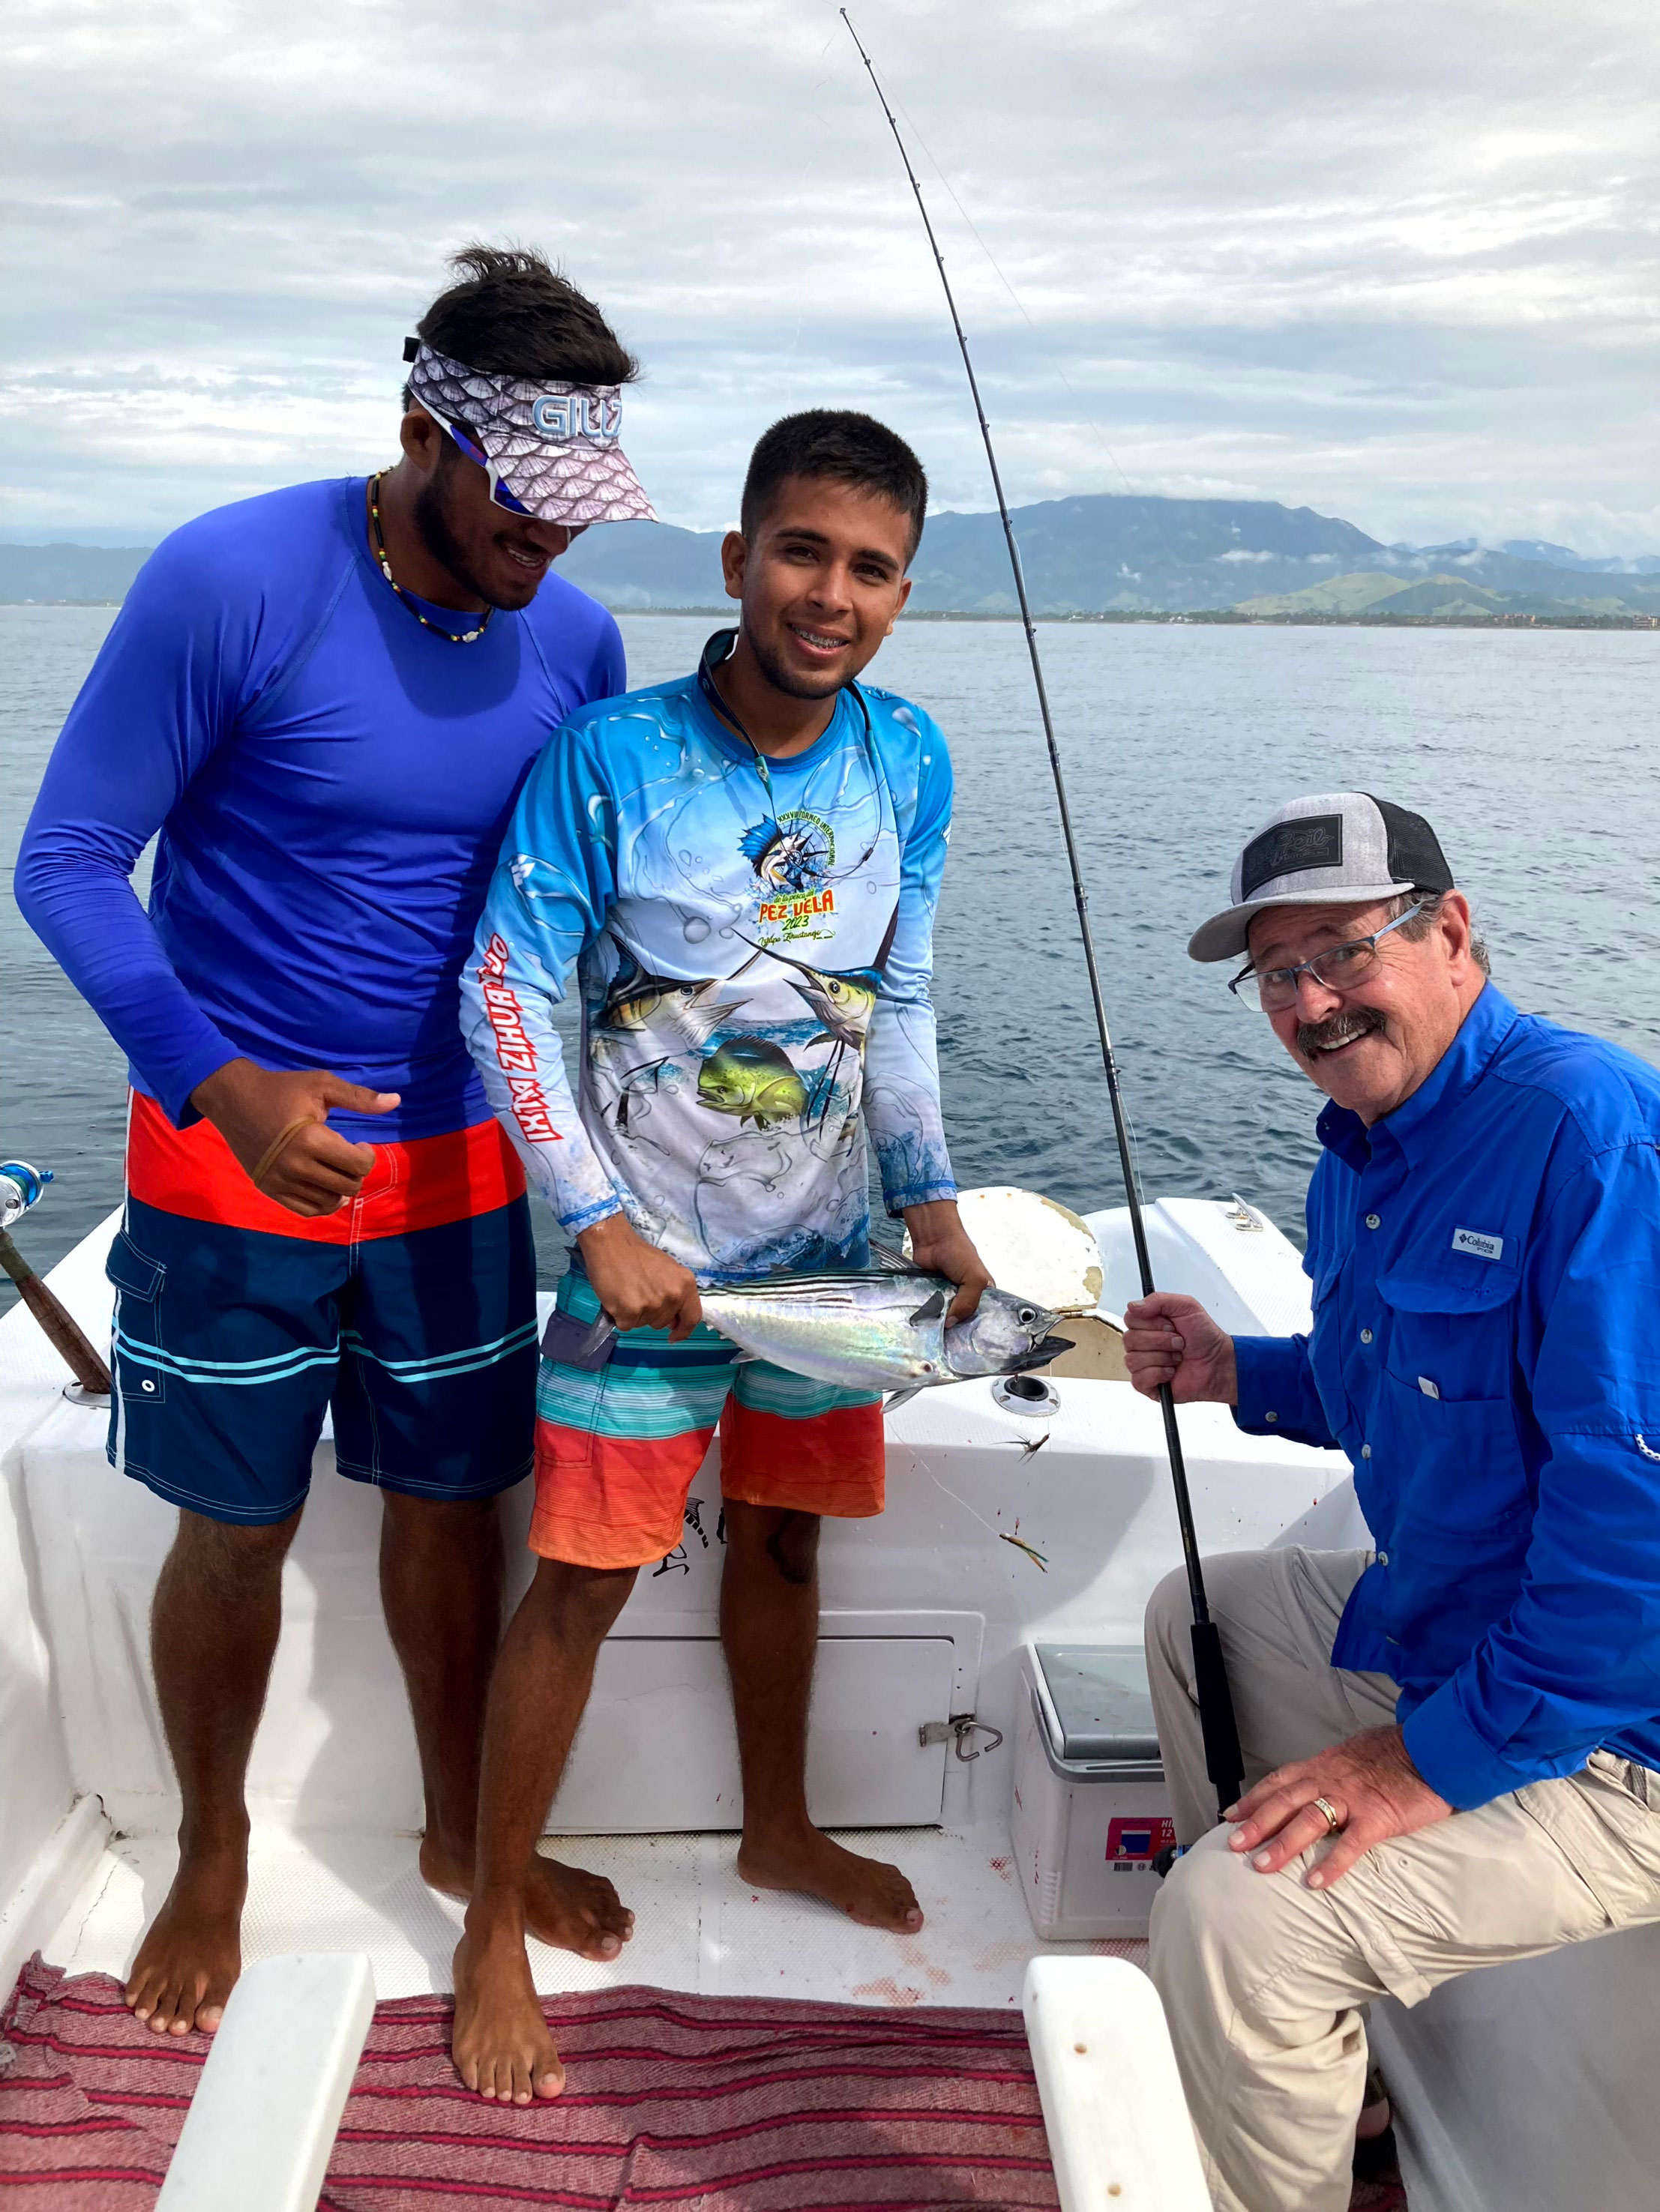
[[1011, 1642, 1176, 1940]]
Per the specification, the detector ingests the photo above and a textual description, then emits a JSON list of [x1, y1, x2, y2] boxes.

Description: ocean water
[[2, 605, 1657, 1304]]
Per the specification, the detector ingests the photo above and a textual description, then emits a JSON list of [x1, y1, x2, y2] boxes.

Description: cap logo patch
[[1452, 1226, 1503, 1262], [1241, 814, 1344, 899]]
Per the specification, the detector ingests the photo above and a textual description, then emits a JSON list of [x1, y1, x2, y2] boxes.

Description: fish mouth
[[1008, 1334, 1072, 1372]]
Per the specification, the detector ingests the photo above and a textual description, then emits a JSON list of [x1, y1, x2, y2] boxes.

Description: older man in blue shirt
[[1124, 792, 1660, 2212]]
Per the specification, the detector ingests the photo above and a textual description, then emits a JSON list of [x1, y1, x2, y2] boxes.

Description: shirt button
[[1264, 1411, 1278, 1423], [1377, 1550, 1389, 1566], [1365, 1213, 1381, 1229], [1361, 1442, 1373, 1459], [1360, 1328, 1374, 1345]]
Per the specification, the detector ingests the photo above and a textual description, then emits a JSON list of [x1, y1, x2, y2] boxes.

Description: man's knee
[[724, 1501, 820, 1587], [167, 1504, 302, 1598], [381, 1489, 500, 1552], [1152, 1827, 1282, 1992], [526, 1556, 637, 1648], [1145, 1562, 1194, 1664]]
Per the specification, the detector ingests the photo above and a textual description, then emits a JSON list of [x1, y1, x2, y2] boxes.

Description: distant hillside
[[1235, 564, 1660, 623], [10, 498, 1660, 621], [0, 543, 153, 603]]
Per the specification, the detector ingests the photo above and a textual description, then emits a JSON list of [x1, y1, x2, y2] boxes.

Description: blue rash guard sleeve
[[15, 533, 265, 1123], [1401, 1142, 1660, 1809], [864, 712, 957, 1214], [461, 722, 627, 1236]]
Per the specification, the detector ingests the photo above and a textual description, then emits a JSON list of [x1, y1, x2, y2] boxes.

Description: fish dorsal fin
[[909, 1289, 947, 1325], [869, 1241, 923, 1276]]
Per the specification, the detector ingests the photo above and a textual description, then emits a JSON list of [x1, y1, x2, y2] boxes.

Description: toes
[[195, 2001, 226, 2034], [535, 2058, 565, 2100]]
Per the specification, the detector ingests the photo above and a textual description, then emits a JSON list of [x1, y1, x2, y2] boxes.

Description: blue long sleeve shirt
[[15, 477, 625, 1142], [1233, 984, 1660, 1809]]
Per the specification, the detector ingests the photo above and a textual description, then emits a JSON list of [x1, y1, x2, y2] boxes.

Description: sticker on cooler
[[1107, 1814, 1177, 1865]]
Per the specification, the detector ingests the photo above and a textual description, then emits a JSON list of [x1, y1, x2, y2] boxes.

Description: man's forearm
[[14, 829, 238, 1124]]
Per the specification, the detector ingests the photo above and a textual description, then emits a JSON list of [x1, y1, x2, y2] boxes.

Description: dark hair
[[741, 410, 927, 564], [413, 243, 638, 385]]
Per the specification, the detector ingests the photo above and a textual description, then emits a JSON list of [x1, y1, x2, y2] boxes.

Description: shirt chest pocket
[[1374, 1262, 1528, 1545], [1377, 1259, 1518, 1405]]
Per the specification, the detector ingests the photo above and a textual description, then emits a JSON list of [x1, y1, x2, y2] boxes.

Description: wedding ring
[[1312, 1794, 1343, 1836]]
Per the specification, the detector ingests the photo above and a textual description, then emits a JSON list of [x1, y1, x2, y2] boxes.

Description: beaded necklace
[[366, 473, 493, 644]]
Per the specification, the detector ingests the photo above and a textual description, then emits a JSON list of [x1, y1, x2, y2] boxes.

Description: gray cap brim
[[1188, 879, 1418, 964]]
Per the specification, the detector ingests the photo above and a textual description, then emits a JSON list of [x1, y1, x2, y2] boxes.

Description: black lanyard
[[696, 628, 874, 813]]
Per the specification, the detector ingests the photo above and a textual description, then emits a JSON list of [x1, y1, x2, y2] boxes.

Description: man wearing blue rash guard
[[14, 245, 652, 2038], [449, 411, 993, 2106]]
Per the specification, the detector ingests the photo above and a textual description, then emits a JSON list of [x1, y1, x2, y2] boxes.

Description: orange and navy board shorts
[[106, 1090, 538, 1525], [532, 1267, 885, 1569]]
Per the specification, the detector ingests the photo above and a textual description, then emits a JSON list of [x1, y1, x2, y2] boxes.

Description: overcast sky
[[6, 0, 1659, 550]]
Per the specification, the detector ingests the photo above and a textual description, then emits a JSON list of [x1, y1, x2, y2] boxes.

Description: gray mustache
[[1297, 1008, 1384, 1056]]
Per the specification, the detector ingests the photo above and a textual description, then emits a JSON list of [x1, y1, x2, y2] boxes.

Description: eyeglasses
[[1228, 903, 1422, 1014]]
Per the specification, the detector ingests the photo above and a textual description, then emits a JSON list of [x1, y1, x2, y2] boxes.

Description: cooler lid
[[1035, 1643, 1161, 1763]]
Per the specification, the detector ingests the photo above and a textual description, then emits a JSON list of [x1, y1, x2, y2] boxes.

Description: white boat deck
[[16, 1190, 1660, 2209], [40, 1822, 1143, 2016]]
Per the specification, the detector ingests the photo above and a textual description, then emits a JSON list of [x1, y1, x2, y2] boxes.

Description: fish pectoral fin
[[908, 1290, 948, 1325], [883, 1385, 924, 1414], [574, 1313, 620, 1368]]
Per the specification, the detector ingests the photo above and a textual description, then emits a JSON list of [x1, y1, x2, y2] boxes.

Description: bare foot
[[737, 1824, 924, 1932], [124, 1846, 247, 2036], [419, 1835, 634, 1961], [451, 1923, 565, 2103]]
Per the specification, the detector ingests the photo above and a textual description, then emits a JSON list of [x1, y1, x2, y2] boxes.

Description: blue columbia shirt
[[1233, 983, 1660, 1809], [15, 478, 625, 1142]]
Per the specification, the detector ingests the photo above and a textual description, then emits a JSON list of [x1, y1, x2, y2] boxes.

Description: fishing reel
[[0, 1161, 52, 1232]]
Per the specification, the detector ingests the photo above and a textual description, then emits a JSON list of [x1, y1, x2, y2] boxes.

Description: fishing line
[[865, 68, 1198, 591], [841, 10, 1244, 1823]]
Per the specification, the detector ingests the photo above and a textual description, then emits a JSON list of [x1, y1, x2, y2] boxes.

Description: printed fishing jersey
[[463, 639, 958, 1279]]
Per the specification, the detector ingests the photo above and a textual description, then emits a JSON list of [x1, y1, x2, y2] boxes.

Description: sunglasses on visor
[[429, 412, 587, 535]]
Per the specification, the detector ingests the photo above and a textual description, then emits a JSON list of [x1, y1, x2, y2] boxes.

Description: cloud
[[4, 0, 1659, 551]]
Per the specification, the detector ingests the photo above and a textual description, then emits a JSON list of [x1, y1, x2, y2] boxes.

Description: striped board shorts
[[106, 1089, 538, 1525], [531, 1267, 885, 1570]]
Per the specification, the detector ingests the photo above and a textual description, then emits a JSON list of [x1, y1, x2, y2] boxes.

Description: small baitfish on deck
[[694, 1268, 1072, 1399]]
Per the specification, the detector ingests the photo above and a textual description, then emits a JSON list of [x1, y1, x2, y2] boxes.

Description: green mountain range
[[7, 495, 1660, 624]]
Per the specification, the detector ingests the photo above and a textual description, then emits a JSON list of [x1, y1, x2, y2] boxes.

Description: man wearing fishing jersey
[[453, 409, 990, 2103], [15, 245, 654, 2038]]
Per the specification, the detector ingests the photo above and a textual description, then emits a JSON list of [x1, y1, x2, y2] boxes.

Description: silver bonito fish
[[694, 1268, 1072, 1399]]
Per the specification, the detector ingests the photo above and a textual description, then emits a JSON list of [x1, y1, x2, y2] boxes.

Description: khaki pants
[[1144, 1547, 1660, 2212]]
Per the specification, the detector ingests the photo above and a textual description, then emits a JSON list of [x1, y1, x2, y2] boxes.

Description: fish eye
[[1017, 1307, 1036, 1326]]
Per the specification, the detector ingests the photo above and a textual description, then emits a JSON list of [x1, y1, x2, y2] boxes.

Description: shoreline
[[7, 600, 1656, 633]]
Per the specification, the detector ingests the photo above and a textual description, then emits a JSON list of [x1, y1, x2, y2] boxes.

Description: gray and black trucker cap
[[1188, 792, 1455, 963]]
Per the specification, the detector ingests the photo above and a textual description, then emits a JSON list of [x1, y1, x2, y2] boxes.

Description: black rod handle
[[1191, 1617, 1245, 1823]]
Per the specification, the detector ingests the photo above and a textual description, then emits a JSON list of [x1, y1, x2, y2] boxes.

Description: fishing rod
[[840, 10, 1244, 1824]]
